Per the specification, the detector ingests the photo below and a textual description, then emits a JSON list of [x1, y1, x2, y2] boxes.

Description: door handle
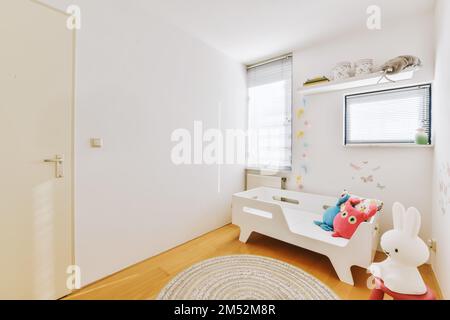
[[44, 155, 64, 178]]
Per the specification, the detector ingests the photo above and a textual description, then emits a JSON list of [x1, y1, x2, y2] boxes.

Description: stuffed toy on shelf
[[314, 191, 350, 231], [368, 202, 429, 295]]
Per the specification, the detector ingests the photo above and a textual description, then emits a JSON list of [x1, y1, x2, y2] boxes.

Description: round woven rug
[[157, 255, 339, 300]]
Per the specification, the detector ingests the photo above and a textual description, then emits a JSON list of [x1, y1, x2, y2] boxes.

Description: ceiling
[[146, 0, 436, 64]]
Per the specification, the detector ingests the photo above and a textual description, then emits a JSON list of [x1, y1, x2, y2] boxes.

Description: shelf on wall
[[343, 143, 434, 148], [298, 69, 417, 96]]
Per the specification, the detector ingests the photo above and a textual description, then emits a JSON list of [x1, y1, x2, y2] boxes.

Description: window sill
[[246, 167, 292, 175], [344, 143, 434, 148]]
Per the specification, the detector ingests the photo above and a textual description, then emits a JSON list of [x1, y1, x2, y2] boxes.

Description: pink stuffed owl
[[332, 198, 378, 239]]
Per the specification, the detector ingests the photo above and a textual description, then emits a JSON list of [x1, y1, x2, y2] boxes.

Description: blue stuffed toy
[[314, 191, 350, 232]]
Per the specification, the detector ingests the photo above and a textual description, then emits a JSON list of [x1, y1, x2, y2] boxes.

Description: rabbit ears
[[392, 202, 422, 237]]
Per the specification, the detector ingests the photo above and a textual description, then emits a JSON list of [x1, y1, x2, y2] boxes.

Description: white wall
[[431, 0, 450, 299], [41, 0, 246, 286], [287, 13, 435, 241]]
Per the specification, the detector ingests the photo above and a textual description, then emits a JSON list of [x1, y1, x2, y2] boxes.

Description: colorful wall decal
[[301, 165, 308, 174], [350, 163, 362, 171], [296, 96, 310, 189], [438, 161, 450, 215], [296, 175, 304, 190], [296, 108, 305, 119]]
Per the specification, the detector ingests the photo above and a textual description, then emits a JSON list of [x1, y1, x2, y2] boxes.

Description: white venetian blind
[[247, 56, 292, 170], [345, 84, 431, 145]]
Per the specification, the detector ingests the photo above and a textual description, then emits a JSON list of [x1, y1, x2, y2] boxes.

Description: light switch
[[90, 138, 103, 148]]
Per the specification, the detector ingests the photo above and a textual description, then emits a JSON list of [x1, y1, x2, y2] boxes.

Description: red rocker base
[[369, 277, 437, 300]]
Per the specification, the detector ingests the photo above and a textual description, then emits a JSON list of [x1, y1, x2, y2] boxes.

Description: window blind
[[345, 84, 431, 145], [247, 56, 292, 170]]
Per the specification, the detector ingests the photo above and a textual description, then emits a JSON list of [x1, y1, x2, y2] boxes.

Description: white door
[[0, 0, 74, 299]]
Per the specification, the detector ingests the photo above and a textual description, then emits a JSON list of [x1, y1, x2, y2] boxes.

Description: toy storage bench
[[232, 187, 381, 285]]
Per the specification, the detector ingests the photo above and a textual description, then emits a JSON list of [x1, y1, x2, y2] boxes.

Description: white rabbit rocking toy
[[369, 202, 430, 295]]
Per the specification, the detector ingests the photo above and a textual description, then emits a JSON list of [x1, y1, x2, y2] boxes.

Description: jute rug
[[157, 255, 339, 300]]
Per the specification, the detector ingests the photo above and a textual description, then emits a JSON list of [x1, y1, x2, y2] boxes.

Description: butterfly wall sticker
[[361, 175, 374, 183], [350, 163, 362, 171], [376, 183, 386, 190]]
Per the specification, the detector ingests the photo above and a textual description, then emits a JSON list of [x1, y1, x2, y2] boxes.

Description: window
[[247, 55, 292, 170], [344, 84, 432, 145]]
